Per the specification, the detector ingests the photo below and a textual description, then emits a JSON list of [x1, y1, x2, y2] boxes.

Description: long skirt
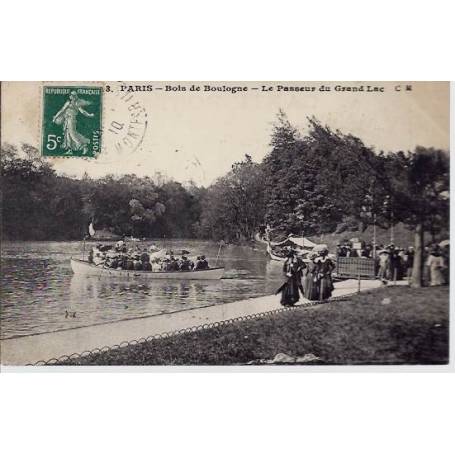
[[303, 273, 319, 300], [378, 265, 388, 281], [280, 277, 300, 306], [430, 266, 445, 286], [319, 276, 334, 300]]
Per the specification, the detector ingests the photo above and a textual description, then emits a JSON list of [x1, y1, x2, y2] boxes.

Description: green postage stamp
[[41, 86, 102, 157]]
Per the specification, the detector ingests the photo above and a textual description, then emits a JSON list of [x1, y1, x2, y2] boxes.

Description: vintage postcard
[[0, 81, 450, 367]]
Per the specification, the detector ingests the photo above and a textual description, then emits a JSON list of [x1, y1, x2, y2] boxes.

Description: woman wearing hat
[[426, 245, 446, 286], [276, 250, 305, 306], [315, 248, 335, 300], [303, 252, 319, 300], [377, 248, 390, 284]]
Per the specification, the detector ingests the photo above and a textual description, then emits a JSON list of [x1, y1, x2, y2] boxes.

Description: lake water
[[0, 240, 283, 339]]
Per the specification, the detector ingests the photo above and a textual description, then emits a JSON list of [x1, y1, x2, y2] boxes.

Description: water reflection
[[1, 241, 283, 339]]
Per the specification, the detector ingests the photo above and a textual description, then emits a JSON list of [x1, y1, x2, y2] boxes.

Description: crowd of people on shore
[[336, 242, 374, 258], [337, 242, 449, 286], [278, 246, 335, 306], [87, 241, 210, 272], [375, 243, 414, 283], [338, 240, 449, 286], [278, 239, 449, 307]]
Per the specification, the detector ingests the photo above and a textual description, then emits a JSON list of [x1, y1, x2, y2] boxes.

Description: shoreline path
[[1, 279, 403, 365]]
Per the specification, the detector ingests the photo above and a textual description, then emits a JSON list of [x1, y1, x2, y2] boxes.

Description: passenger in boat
[[179, 256, 192, 271], [115, 255, 123, 270], [169, 256, 180, 271], [92, 244, 105, 266], [133, 253, 142, 271], [119, 254, 128, 270], [199, 255, 209, 269], [126, 256, 135, 270], [151, 258, 161, 272], [194, 256, 203, 270], [115, 240, 127, 253], [106, 250, 119, 269], [140, 249, 151, 271]]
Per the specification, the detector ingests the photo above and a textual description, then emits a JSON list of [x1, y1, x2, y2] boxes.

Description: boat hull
[[70, 258, 224, 280]]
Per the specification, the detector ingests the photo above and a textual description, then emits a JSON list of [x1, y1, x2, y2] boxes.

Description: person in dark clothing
[[169, 256, 179, 271], [133, 254, 142, 271], [315, 249, 335, 300], [389, 246, 402, 280], [200, 255, 209, 269], [336, 244, 345, 257], [140, 249, 151, 270], [303, 252, 319, 300], [276, 251, 305, 306], [194, 256, 203, 270], [179, 256, 192, 271], [115, 241, 127, 253], [405, 247, 414, 280]]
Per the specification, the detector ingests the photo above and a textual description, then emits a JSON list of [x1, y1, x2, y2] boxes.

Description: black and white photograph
[[1, 81, 450, 367], [1, 3, 454, 455]]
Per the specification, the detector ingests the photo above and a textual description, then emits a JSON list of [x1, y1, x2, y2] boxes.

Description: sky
[[1, 81, 450, 186]]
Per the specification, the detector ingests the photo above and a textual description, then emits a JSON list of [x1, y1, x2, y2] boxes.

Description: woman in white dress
[[427, 246, 446, 286]]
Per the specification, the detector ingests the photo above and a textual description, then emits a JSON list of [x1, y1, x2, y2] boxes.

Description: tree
[[1, 144, 203, 241], [387, 147, 449, 287], [262, 114, 385, 239], [1, 143, 77, 239], [200, 154, 265, 241]]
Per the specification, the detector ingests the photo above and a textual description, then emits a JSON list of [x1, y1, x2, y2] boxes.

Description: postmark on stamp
[[41, 86, 102, 157]]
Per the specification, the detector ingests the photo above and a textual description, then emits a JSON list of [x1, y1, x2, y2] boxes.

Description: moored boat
[[70, 258, 224, 280], [266, 242, 286, 262]]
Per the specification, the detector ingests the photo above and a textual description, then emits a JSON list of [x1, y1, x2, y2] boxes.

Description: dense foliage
[[262, 113, 398, 237], [2, 144, 85, 240], [1, 113, 449, 267], [1, 144, 205, 240], [199, 155, 265, 242]]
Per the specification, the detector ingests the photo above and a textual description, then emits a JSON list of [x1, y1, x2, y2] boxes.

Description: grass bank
[[58, 285, 449, 366]]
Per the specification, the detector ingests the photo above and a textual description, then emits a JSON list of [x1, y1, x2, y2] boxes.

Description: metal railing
[[336, 257, 376, 279], [28, 294, 352, 366]]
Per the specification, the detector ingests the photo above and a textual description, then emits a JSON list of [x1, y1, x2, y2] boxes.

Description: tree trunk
[[411, 223, 424, 288]]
